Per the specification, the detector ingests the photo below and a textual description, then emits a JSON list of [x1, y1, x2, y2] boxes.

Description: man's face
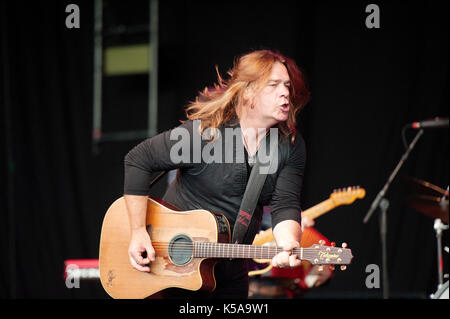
[[252, 61, 291, 126]]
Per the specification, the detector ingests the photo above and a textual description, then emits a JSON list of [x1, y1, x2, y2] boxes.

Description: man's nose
[[279, 85, 289, 98]]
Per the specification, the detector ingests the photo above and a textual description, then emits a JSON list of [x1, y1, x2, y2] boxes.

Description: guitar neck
[[193, 242, 334, 262], [303, 199, 335, 220]]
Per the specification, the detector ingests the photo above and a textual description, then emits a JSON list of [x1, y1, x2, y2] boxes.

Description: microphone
[[407, 117, 449, 129]]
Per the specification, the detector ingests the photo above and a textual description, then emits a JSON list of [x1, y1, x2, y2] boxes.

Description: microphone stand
[[363, 128, 424, 299]]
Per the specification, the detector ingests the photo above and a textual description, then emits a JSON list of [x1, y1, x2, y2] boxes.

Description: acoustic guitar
[[249, 186, 365, 276], [99, 197, 353, 299]]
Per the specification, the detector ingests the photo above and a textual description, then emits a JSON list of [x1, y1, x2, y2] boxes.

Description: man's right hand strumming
[[124, 194, 155, 273], [128, 227, 155, 272]]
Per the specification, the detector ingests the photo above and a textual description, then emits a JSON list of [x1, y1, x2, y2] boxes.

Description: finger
[[139, 244, 155, 264], [131, 249, 151, 267], [288, 254, 301, 268], [130, 250, 144, 264], [272, 254, 285, 268], [283, 242, 300, 251], [271, 255, 279, 267], [276, 251, 290, 267], [129, 255, 151, 272], [145, 244, 156, 262], [140, 250, 150, 264]]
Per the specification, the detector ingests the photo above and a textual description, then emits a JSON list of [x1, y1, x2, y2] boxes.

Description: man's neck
[[239, 112, 275, 132], [239, 115, 273, 156]]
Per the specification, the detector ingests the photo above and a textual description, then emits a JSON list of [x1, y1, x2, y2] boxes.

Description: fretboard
[[193, 242, 326, 261]]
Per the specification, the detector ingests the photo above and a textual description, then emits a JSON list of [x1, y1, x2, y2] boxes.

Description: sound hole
[[168, 234, 193, 266]]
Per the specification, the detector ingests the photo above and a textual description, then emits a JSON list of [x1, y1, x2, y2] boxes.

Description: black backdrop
[[1, 0, 448, 299]]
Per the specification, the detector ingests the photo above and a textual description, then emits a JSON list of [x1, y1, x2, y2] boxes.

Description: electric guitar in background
[[249, 186, 365, 276], [98, 197, 354, 299]]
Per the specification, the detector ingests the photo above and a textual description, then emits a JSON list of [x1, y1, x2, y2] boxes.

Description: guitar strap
[[231, 134, 278, 244]]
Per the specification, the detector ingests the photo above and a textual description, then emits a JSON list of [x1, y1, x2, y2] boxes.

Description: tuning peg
[[340, 265, 347, 271], [341, 242, 347, 248], [319, 240, 325, 245], [331, 242, 336, 247]]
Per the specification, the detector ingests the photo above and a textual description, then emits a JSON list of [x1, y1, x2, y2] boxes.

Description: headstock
[[330, 186, 366, 206], [300, 241, 353, 270]]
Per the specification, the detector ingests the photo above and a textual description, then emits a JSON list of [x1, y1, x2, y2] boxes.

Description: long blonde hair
[[185, 50, 310, 142]]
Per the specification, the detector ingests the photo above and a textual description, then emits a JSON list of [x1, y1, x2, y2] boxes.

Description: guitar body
[[99, 197, 353, 298], [99, 197, 230, 299]]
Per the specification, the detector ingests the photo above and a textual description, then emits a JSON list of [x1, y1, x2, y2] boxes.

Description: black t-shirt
[[124, 119, 306, 242]]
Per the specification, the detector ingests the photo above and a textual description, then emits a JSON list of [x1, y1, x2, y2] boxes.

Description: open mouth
[[280, 103, 289, 112]]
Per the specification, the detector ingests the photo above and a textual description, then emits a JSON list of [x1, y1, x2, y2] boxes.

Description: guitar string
[[147, 243, 348, 261], [153, 250, 348, 261], [153, 252, 347, 261], [152, 251, 347, 262], [150, 242, 346, 252], [150, 242, 346, 251], [150, 241, 347, 248], [150, 245, 344, 254], [151, 245, 344, 253]]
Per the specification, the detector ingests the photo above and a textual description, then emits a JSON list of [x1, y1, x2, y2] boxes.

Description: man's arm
[[269, 134, 306, 268], [125, 194, 155, 272], [123, 120, 198, 272], [271, 219, 302, 268]]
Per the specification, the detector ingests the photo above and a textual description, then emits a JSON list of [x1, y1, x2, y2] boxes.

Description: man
[[123, 49, 310, 298]]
